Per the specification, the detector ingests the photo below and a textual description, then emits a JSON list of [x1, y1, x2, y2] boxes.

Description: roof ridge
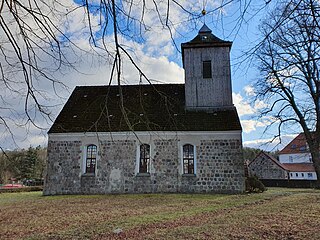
[[75, 83, 185, 88]]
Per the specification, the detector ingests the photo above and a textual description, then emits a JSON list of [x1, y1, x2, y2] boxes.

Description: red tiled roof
[[282, 163, 315, 172], [279, 133, 308, 154]]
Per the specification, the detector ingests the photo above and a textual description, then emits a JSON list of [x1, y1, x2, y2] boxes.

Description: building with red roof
[[279, 133, 312, 163], [278, 133, 317, 180], [249, 133, 317, 181]]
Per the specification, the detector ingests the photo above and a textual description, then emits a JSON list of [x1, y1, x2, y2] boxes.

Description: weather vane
[[201, 0, 207, 22]]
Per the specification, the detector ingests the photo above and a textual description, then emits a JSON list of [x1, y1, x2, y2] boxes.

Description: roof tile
[[282, 163, 315, 172], [49, 84, 242, 133], [279, 133, 308, 154]]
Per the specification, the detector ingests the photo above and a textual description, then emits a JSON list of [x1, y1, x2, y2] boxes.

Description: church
[[43, 24, 245, 195]]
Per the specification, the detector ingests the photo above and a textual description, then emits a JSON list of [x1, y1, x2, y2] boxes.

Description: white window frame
[[83, 144, 98, 175], [136, 144, 151, 175], [181, 144, 197, 175]]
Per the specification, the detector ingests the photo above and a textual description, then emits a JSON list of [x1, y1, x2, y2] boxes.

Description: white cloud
[[233, 90, 267, 117], [244, 85, 255, 96], [233, 90, 270, 134], [0, 5, 186, 149], [240, 118, 273, 133], [233, 93, 255, 116], [0, 0, 265, 149], [254, 99, 267, 110], [241, 120, 258, 133], [243, 134, 297, 151]]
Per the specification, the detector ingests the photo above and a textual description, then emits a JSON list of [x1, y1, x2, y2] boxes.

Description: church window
[[183, 144, 195, 174], [86, 145, 97, 174], [139, 144, 150, 173], [202, 61, 212, 78]]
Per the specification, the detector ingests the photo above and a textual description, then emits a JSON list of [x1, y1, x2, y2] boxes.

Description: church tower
[[182, 24, 233, 110]]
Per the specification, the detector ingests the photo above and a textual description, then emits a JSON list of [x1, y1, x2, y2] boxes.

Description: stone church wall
[[44, 132, 245, 195]]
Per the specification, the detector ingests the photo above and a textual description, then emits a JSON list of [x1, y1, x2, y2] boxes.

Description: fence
[[260, 179, 317, 188]]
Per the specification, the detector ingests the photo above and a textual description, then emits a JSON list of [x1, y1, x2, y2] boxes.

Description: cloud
[[233, 93, 255, 116], [243, 134, 297, 151], [241, 120, 258, 133], [233, 88, 269, 134], [0, 0, 270, 149], [0, 2, 188, 149], [244, 85, 255, 96], [240, 119, 272, 133], [253, 99, 267, 110]]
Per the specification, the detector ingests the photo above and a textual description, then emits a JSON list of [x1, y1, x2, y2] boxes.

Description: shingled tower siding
[[182, 24, 233, 110]]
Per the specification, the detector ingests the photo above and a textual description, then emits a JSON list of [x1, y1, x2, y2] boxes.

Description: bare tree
[[254, 0, 320, 186], [0, 0, 274, 149]]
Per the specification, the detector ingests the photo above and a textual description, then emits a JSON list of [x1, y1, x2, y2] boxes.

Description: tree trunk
[[310, 144, 320, 189]]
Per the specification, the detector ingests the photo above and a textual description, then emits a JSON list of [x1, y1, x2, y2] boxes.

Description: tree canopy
[[0, 0, 275, 149], [254, 0, 320, 184], [0, 146, 46, 184]]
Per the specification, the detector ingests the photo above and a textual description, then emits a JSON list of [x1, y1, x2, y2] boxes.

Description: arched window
[[86, 145, 97, 174], [183, 144, 194, 174], [139, 144, 150, 173]]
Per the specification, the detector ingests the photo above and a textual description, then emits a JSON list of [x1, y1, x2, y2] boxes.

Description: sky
[[0, 0, 301, 151]]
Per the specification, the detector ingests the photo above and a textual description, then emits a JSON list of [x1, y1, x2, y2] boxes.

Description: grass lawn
[[0, 188, 319, 240]]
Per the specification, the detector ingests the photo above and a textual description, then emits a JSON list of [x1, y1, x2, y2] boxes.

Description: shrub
[[245, 176, 266, 193], [0, 186, 43, 193]]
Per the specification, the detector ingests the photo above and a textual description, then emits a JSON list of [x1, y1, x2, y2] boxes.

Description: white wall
[[279, 153, 312, 164], [289, 171, 317, 180], [48, 130, 242, 143]]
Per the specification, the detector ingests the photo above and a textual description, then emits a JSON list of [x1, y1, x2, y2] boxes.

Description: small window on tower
[[201, 35, 208, 41], [202, 61, 212, 79]]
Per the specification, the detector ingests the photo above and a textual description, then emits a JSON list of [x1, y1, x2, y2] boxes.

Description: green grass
[[0, 188, 319, 239]]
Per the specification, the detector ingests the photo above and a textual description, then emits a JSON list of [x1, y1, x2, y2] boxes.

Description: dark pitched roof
[[48, 84, 241, 133], [279, 133, 309, 154], [181, 24, 232, 49]]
